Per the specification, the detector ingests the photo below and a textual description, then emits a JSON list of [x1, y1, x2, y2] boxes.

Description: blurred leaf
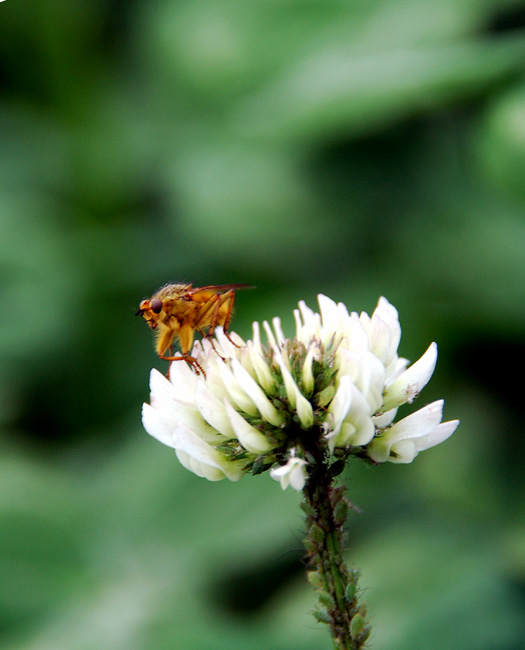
[[477, 83, 525, 201], [0, 192, 84, 358], [356, 519, 525, 650], [233, 36, 525, 142]]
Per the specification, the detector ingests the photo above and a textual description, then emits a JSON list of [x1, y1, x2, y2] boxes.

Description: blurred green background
[[1, 1, 525, 648]]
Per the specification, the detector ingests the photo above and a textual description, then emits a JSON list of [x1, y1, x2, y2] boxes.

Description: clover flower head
[[142, 295, 458, 489]]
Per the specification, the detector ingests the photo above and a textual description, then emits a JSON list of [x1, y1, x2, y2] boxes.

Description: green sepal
[[313, 608, 331, 624], [345, 582, 357, 601], [303, 538, 318, 554], [306, 570, 323, 589], [317, 385, 335, 407], [251, 456, 265, 475], [300, 501, 315, 517], [350, 613, 366, 638], [318, 591, 336, 609], [309, 523, 325, 544], [357, 625, 371, 644], [333, 498, 348, 525]]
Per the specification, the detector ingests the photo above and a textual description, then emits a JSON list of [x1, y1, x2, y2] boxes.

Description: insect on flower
[[136, 283, 252, 375]]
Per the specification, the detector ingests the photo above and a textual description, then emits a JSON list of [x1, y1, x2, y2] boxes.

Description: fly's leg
[[160, 352, 206, 377], [213, 291, 240, 348], [194, 293, 228, 360], [220, 290, 242, 348], [208, 290, 241, 349]]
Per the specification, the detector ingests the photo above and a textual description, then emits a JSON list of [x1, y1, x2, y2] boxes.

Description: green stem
[[301, 435, 370, 649]]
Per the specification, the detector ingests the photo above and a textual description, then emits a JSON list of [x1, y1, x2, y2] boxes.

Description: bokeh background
[[1, 1, 525, 648]]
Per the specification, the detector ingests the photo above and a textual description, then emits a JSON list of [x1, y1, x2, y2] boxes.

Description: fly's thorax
[[152, 283, 191, 302]]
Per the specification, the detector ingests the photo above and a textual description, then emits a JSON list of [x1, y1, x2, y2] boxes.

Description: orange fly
[[136, 283, 252, 375]]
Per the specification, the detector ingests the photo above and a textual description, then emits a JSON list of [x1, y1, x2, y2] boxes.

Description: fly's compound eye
[[151, 298, 163, 314]]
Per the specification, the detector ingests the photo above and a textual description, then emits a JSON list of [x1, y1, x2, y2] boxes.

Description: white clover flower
[[142, 295, 458, 490], [270, 451, 308, 490], [366, 400, 459, 464]]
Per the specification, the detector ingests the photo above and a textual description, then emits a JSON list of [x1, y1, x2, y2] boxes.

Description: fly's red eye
[[151, 298, 163, 313]]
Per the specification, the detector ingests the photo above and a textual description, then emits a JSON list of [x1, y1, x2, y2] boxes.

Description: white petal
[[203, 356, 229, 401], [262, 320, 277, 347], [237, 343, 257, 379], [175, 449, 227, 481], [297, 300, 315, 329], [289, 463, 307, 491], [293, 309, 304, 340], [384, 356, 409, 385], [214, 358, 258, 416], [327, 375, 353, 437], [175, 423, 246, 481], [301, 345, 317, 396], [387, 440, 418, 464], [269, 463, 290, 478], [214, 326, 243, 360], [386, 400, 444, 441], [335, 348, 361, 385], [337, 349, 385, 413], [414, 419, 459, 452], [382, 343, 438, 411], [331, 414, 375, 448], [318, 294, 340, 339], [373, 407, 398, 427], [297, 301, 321, 344], [296, 393, 314, 429], [148, 367, 224, 443], [166, 364, 198, 405], [149, 367, 181, 407], [380, 420, 459, 464], [319, 295, 351, 348], [142, 402, 177, 448], [194, 382, 235, 439], [272, 317, 287, 346], [368, 297, 401, 366], [167, 397, 224, 444], [251, 320, 264, 356], [247, 340, 276, 393], [374, 296, 399, 322], [145, 368, 227, 444], [329, 421, 356, 450], [365, 436, 392, 463], [349, 414, 375, 446], [366, 353, 387, 413], [270, 456, 307, 491], [175, 424, 225, 468], [231, 360, 285, 426], [346, 313, 370, 353], [273, 350, 314, 429], [366, 400, 453, 463], [329, 383, 375, 448], [388, 420, 458, 464], [223, 399, 274, 454], [367, 315, 392, 365]]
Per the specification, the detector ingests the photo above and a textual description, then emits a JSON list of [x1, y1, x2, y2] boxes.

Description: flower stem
[[301, 435, 370, 649]]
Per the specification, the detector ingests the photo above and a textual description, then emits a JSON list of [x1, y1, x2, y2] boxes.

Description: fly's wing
[[186, 283, 254, 295]]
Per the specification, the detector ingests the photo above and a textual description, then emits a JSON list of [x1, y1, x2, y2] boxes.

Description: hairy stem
[[301, 435, 370, 649]]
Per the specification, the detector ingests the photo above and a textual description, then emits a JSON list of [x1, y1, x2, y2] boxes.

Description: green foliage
[[1, 0, 525, 648]]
